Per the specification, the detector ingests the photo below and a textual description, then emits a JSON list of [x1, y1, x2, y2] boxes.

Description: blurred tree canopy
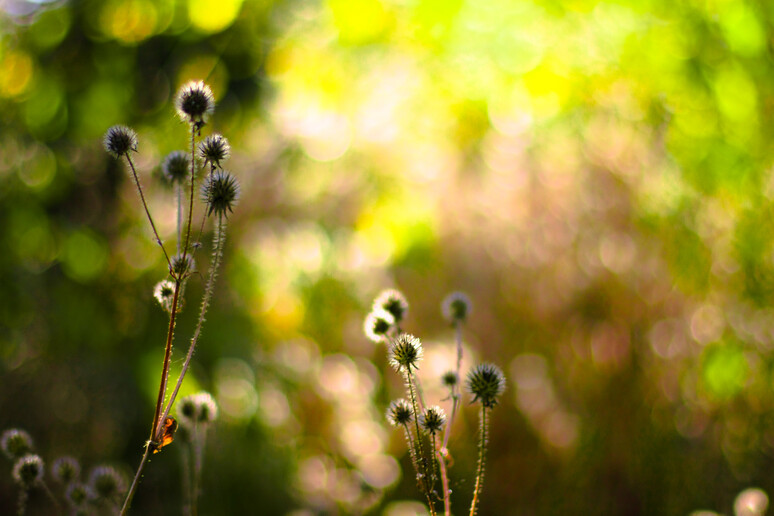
[[3, 0, 774, 514]]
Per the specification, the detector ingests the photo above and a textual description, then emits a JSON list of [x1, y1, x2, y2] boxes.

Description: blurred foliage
[[3, 0, 774, 514]]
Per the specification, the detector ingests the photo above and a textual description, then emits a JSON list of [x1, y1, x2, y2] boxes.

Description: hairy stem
[[469, 406, 488, 516], [176, 183, 183, 255], [158, 215, 226, 435], [151, 281, 181, 440], [125, 153, 171, 269], [120, 443, 152, 515], [405, 370, 436, 516], [437, 448, 451, 516]]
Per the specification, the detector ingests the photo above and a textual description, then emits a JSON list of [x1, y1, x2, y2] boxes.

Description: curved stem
[[469, 406, 488, 516], [125, 153, 171, 269], [158, 215, 226, 436], [120, 444, 152, 515]]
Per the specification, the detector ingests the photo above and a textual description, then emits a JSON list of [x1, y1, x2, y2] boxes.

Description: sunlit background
[[3, 0, 774, 514]]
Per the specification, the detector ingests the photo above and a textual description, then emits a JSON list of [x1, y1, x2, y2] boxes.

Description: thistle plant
[[104, 79, 237, 514], [177, 392, 219, 516], [367, 289, 505, 516]]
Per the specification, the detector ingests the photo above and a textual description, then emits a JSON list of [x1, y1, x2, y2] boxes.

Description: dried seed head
[[52, 456, 81, 484], [88, 465, 126, 500], [373, 289, 409, 324], [162, 150, 190, 184], [466, 363, 506, 408], [442, 291, 472, 323], [199, 134, 230, 167], [420, 405, 447, 435], [65, 482, 92, 508], [177, 392, 219, 427], [386, 399, 413, 427], [441, 370, 458, 388], [153, 279, 176, 312], [388, 333, 423, 372], [171, 253, 196, 278], [103, 125, 137, 158], [175, 80, 215, 124], [1, 429, 34, 459], [364, 308, 395, 343], [202, 170, 239, 217], [13, 454, 43, 487]]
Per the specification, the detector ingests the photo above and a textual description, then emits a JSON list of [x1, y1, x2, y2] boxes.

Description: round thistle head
[[388, 333, 423, 372], [52, 456, 80, 484], [373, 289, 409, 324], [65, 482, 92, 508], [442, 291, 472, 323], [88, 465, 126, 500], [162, 150, 190, 184], [199, 134, 231, 167], [177, 392, 219, 427], [171, 253, 196, 278], [202, 170, 239, 217], [386, 399, 413, 427], [175, 80, 215, 124], [466, 363, 506, 408], [441, 370, 458, 388], [364, 308, 395, 343], [1, 429, 34, 459], [153, 279, 175, 312], [13, 454, 43, 487], [103, 125, 137, 158], [420, 405, 447, 435]]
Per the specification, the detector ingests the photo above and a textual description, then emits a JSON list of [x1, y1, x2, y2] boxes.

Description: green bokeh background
[[3, 0, 774, 514]]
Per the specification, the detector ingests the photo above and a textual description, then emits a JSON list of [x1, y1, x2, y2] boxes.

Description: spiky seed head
[[466, 363, 506, 408], [373, 289, 409, 323], [175, 80, 215, 124], [65, 483, 92, 508], [199, 134, 230, 167], [364, 308, 395, 343], [386, 399, 413, 427], [420, 405, 447, 435], [388, 333, 423, 372], [103, 125, 137, 158], [52, 456, 80, 484], [153, 279, 176, 312], [442, 291, 472, 323], [162, 150, 190, 184], [171, 253, 196, 278], [202, 170, 239, 217], [177, 392, 219, 427], [441, 370, 458, 388], [88, 466, 126, 500], [13, 454, 43, 487], [1, 429, 34, 459]]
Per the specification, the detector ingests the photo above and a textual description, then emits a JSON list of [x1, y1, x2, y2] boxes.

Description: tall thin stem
[[151, 281, 182, 439], [469, 406, 488, 516], [176, 183, 183, 255], [124, 153, 171, 269], [437, 449, 451, 516], [158, 214, 226, 435], [405, 371, 436, 516], [120, 444, 152, 515]]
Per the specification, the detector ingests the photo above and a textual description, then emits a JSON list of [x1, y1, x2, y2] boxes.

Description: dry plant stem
[[125, 154, 172, 269], [405, 371, 436, 516], [158, 215, 226, 436], [182, 126, 197, 260], [437, 450, 451, 516], [176, 183, 183, 255], [121, 444, 152, 516], [17, 488, 27, 516], [469, 406, 488, 516], [181, 443, 192, 516], [152, 282, 182, 439]]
